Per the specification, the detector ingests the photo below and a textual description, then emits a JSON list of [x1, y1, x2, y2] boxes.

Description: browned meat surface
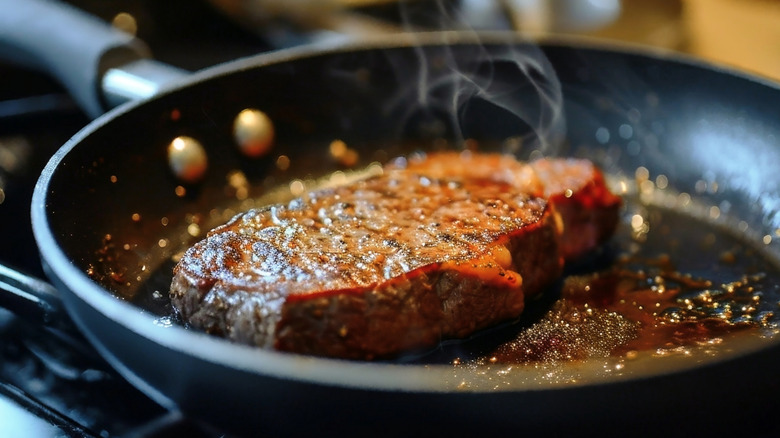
[[530, 158, 622, 261], [170, 152, 620, 359]]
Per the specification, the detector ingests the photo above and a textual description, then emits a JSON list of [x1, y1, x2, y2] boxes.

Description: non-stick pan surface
[[23, 30, 780, 436], [0, 0, 776, 430]]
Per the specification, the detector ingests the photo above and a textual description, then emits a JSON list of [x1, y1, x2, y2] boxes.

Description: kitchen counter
[[586, 0, 780, 80]]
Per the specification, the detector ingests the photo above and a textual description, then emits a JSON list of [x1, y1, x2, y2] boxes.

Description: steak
[[170, 152, 621, 359], [529, 157, 622, 261]]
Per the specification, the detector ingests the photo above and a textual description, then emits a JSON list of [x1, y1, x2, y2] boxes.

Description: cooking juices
[[128, 161, 779, 366], [428, 204, 779, 367]]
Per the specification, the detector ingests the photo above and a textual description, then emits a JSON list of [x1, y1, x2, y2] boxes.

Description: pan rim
[[30, 31, 780, 395]]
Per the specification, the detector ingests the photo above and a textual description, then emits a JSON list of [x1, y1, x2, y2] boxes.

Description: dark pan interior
[[36, 36, 780, 434], [46, 38, 780, 313]]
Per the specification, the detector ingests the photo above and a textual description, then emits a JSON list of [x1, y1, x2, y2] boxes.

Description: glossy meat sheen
[[170, 152, 618, 359], [530, 158, 622, 260]]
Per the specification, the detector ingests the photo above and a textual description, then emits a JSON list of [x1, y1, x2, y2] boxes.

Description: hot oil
[[420, 203, 780, 367], [122, 158, 780, 367]]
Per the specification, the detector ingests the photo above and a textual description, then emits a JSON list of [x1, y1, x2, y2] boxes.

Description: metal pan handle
[[0, 263, 74, 333], [0, 263, 108, 361], [0, 0, 186, 118]]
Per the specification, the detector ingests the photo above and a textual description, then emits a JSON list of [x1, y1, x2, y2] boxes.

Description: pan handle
[[0, 263, 75, 334], [0, 0, 186, 118]]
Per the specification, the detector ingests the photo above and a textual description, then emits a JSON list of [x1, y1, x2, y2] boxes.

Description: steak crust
[[170, 152, 620, 359]]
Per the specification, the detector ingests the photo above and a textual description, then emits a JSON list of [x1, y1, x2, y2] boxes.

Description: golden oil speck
[[187, 223, 201, 237], [131, 213, 141, 222], [276, 155, 290, 171], [289, 180, 305, 196], [228, 170, 248, 188], [330, 139, 347, 157], [158, 239, 168, 248], [233, 109, 274, 157], [123, 243, 130, 250], [168, 136, 207, 183], [709, 206, 721, 220], [175, 185, 187, 197], [227, 170, 250, 200], [161, 217, 169, 226], [110, 175, 118, 183], [111, 12, 137, 35], [635, 166, 649, 182], [655, 174, 668, 189], [329, 139, 359, 167], [764, 235, 773, 245]]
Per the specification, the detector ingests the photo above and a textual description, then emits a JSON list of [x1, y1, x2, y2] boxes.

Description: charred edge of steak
[[275, 209, 562, 360]]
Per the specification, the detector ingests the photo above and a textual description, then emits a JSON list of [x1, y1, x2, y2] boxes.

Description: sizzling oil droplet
[[167, 136, 208, 183], [329, 139, 359, 166], [233, 109, 274, 157], [276, 155, 290, 171]]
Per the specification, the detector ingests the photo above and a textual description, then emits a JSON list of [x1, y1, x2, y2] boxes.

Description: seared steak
[[529, 158, 622, 261], [170, 152, 620, 359]]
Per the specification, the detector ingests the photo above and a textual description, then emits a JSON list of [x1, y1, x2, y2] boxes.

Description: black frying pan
[[1, 1, 780, 436]]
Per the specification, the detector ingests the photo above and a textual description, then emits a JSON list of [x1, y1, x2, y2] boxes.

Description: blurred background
[[1, 0, 779, 121], [3, 0, 778, 272]]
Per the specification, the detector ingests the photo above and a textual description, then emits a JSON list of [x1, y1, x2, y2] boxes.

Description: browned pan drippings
[[440, 203, 779, 366]]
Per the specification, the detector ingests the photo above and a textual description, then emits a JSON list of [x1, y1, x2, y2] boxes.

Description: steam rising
[[383, 1, 566, 155], [389, 37, 566, 154]]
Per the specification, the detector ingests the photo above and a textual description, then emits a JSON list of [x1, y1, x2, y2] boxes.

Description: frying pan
[[2, 0, 780, 436]]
